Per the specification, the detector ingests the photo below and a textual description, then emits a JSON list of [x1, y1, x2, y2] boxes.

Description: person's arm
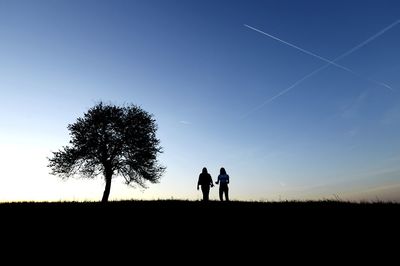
[[227, 175, 230, 184], [209, 174, 214, 187], [215, 175, 219, 185]]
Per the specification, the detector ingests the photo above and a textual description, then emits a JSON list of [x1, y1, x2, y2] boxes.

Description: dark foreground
[[1, 200, 398, 258], [2, 199, 398, 227]]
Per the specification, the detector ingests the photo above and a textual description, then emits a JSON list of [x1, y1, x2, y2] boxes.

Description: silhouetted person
[[197, 167, 214, 201], [216, 167, 229, 201]]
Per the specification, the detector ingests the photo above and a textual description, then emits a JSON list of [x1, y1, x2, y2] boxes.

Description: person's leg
[[219, 187, 223, 201], [202, 186, 210, 201], [225, 186, 229, 201]]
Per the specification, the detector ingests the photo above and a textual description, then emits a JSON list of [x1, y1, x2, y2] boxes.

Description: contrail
[[331, 19, 400, 61], [244, 24, 348, 69], [244, 22, 398, 90], [239, 64, 329, 118], [241, 20, 399, 118]]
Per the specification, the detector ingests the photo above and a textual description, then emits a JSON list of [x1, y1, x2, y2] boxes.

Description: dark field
[[1, 200, 398, 256], [2, 199, 398, 227]]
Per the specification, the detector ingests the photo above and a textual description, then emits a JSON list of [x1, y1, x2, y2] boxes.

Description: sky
[[1, 0, 400, 202]]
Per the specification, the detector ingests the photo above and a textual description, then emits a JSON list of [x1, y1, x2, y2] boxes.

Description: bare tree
[[48, 102, 165, 202]]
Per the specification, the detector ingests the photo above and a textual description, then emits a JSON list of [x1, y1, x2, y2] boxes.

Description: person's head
[[220, 167, 226, 175], [202, 167, 208, 174]]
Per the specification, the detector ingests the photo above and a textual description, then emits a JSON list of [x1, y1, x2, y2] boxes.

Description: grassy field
[[2, 198, 398, 210], [2, 199, 398, 224], [1, 200, 398, 254]]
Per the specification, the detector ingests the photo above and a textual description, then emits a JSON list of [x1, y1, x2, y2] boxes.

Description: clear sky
[[1, 0, 400, 202]]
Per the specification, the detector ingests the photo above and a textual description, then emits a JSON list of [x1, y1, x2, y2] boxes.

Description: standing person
[[197, 167, 214, 201], [216, 167, 229, 201]]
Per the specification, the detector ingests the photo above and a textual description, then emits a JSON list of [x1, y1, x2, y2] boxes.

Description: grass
[[1, 198, 398, 207], [1, 199, 398, 246], [1, 199, 398, 219]]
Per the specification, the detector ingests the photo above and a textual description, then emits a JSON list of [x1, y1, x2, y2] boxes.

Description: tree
[[48, 102, 165, 202]]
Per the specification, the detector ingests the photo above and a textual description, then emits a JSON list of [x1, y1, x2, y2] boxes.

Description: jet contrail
[[241, 20, 399, 118], [239, 64, 330, 119], [244, 24, 349, 70], [331, 19, 400, 61], [244, 22, 398, 91]]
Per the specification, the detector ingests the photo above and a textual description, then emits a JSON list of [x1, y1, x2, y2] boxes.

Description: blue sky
[[1, 0, 400, 201]]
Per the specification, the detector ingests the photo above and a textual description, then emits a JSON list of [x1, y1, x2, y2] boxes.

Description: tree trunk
[[102, 168, 113, 203]]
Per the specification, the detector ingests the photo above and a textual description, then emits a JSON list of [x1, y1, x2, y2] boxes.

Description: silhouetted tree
[[48, 102, 165, 202]]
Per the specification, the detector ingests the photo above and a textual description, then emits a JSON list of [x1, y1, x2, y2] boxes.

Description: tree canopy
[[48, 102, 165, 202]]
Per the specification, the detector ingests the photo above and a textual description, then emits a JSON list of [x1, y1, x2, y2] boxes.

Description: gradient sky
[[1, 0, 400, 202]]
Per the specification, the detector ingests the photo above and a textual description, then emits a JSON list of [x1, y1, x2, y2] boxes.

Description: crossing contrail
[[240, 64, 329, 118], [330, 19, 400, 61], [244, 22, 398, 91], [241, 20, 399, 118]]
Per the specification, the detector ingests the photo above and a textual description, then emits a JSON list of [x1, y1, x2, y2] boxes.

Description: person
[[197, 167, 214, 201], [215, 167, 229, 201]]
